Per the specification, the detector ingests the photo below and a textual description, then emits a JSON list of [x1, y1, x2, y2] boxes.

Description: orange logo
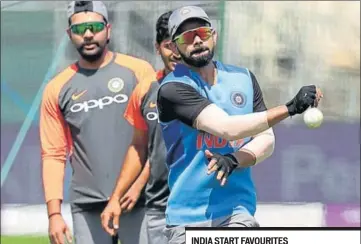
[[149, 102, 156, 108], [72, 90, 87, 100], [196, 133, 245, 150]]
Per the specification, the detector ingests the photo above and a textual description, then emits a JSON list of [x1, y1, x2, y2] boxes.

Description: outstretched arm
[[157, 82, 318, 141]]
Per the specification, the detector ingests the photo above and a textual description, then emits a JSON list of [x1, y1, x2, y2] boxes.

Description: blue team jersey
[[159, 61, 256, 225]]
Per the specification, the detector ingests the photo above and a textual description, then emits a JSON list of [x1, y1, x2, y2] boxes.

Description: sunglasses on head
[[70, 22, 106, 35], [174, 27, 213, 45]]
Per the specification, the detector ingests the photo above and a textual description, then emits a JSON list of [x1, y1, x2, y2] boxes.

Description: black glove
[[207, 153, 239, 182], [286, 85, 317, 116]]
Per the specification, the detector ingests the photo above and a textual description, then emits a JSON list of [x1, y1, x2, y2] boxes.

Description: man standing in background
[[40, 1, 154, 244], [100, 11, 178, 244]]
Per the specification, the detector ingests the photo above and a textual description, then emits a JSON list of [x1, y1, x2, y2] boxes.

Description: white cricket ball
[[303, 107, 324, 129]]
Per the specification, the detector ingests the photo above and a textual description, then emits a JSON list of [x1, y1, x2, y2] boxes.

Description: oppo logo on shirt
[[145, 101, 159, 122], [146, 112, 158, 121], [70, 94, 129, 113]]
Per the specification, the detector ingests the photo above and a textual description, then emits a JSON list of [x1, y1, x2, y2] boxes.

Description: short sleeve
[[124, 82, 151, 130], [157, 82, 211, 127], [250, 71, 267, 112]]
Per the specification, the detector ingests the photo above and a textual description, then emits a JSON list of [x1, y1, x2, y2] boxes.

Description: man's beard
[[77, 41, 105, 63], [178, 46, 214, 68]]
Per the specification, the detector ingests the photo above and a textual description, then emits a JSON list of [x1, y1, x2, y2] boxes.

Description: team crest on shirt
[[108, 78, 124, 93], [230, 91, 246, 108]]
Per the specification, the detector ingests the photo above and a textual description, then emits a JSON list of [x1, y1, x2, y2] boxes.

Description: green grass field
[[1, 236, 50, 244]]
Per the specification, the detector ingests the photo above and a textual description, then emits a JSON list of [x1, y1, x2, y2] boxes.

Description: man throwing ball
[[156, 5, 323, 244]]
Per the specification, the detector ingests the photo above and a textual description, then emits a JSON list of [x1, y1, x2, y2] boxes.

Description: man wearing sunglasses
[[156, 5, 323, 244], [40, 1, 155, 244], [100, 11, 179, 244]]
